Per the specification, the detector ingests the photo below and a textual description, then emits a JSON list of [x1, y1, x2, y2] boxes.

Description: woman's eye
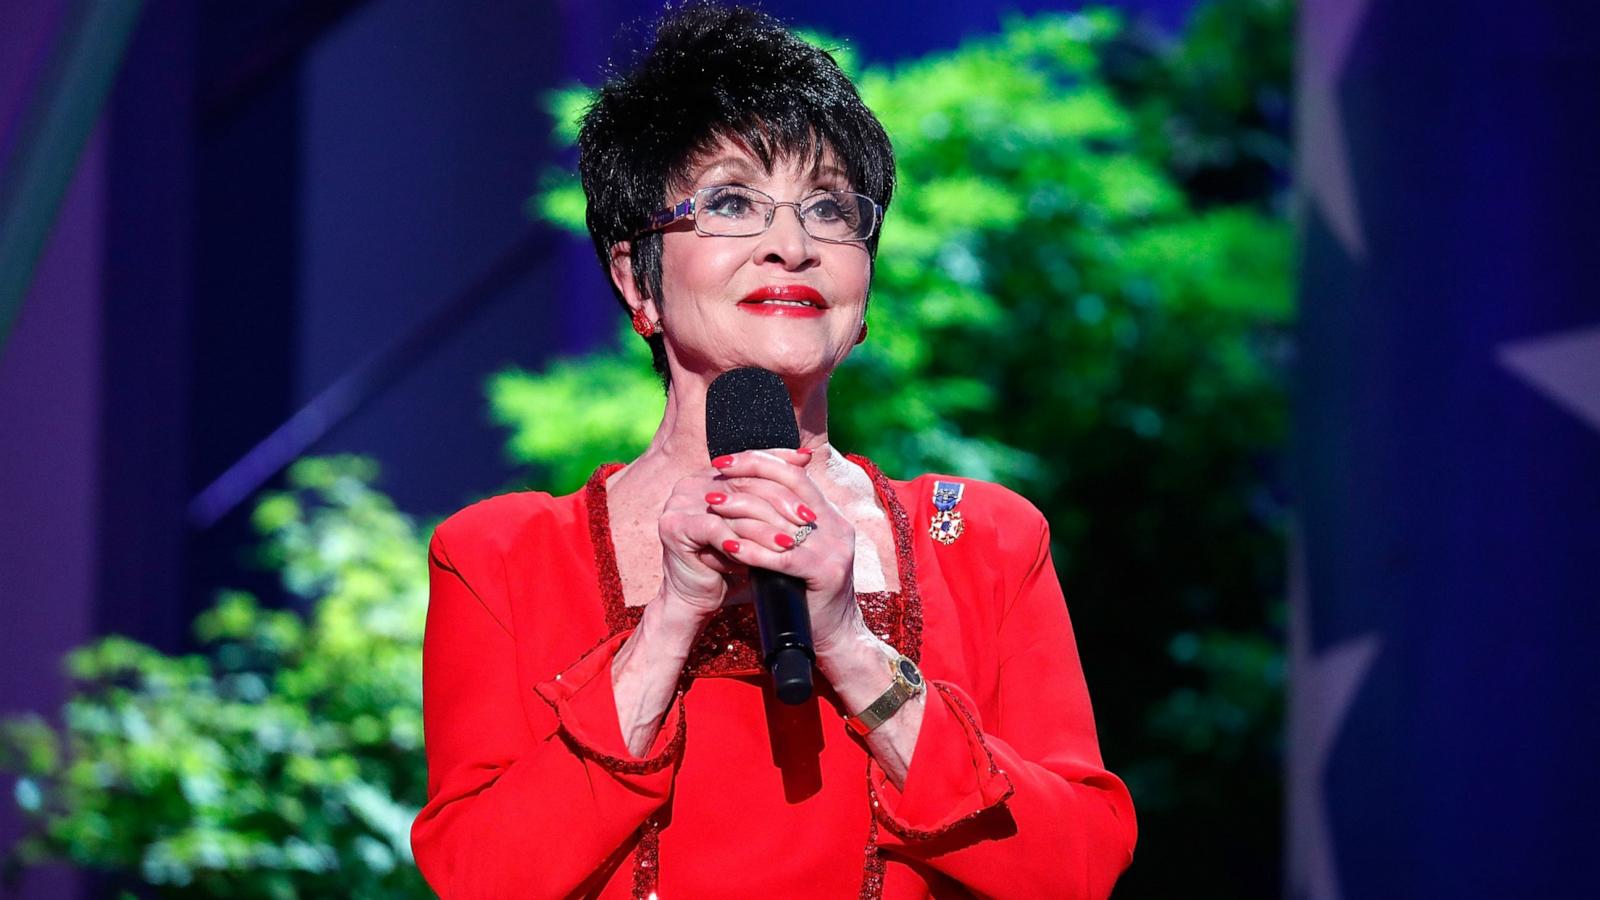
[[807, 196, 860, 225], [808, 199, 844, 220], [703, 192, 754, 217]]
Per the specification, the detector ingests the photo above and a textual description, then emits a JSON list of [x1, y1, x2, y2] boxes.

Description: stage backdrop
[[1293, 2, 1600, 898]]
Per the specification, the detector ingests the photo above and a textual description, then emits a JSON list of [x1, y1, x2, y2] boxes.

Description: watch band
[[845, 651, 925, 736]]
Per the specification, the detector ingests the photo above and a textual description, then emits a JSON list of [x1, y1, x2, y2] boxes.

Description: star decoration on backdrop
[[1496, 323, 1600, 436], [1288, 522, 1381, 900], [1297, 0, 1373, 259]]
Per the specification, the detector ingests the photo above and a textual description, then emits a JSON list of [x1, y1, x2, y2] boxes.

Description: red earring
[[631, 308, 658, 338], [854, 321, 868, 345]]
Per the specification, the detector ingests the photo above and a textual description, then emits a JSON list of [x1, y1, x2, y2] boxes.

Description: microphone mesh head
[[705, 367, 800, 459]]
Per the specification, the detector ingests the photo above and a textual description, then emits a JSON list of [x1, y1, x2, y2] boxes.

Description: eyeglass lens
[[694, 185, 876, 241]]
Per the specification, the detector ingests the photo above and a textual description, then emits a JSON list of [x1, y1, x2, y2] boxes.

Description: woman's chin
[[699, 352, 838, 384], [690, 337, 838, 379], [770, 345, 849, 376]]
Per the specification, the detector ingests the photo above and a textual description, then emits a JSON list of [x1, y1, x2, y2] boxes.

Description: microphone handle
[[751, 568, 814, 704]]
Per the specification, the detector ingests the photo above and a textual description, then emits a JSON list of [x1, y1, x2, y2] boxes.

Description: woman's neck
[[633, 370, 832, 478]]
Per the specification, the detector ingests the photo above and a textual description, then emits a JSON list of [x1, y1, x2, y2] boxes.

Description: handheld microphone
[[705, 367, 814, 705]]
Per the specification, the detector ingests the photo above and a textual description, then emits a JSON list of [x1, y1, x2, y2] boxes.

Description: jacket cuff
[[869, 681, 1015, 842], [533, 630, 686, 774]]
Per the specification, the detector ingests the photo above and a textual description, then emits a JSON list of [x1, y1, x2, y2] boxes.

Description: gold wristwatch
[[844, 651, 925, 736]]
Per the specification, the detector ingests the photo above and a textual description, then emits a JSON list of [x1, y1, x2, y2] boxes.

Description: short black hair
[[577, 1, 896, 385]]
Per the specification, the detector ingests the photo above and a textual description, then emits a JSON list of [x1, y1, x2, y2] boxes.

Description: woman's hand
[[655, 469, 763, 616], [653, 449, 920, 781], [693, 448, 866, 655]]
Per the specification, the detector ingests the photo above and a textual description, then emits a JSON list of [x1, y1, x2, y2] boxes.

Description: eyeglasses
[[636, 184, 883, 243]]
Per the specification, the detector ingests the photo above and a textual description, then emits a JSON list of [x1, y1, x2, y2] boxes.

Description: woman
[[410, 4, 1136, 897]]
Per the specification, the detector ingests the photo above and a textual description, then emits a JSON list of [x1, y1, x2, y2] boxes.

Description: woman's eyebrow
[[686, 157, 851, 193], [691, 156, 761, 186], [806, 163, 851, 191]]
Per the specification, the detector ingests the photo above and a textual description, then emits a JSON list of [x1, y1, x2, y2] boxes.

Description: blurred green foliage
[[2, 458, 432, 897], [3, 2, 1292, 896]]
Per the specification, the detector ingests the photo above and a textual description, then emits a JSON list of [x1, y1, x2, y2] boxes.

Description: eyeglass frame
[[633, 183, 884, 244]]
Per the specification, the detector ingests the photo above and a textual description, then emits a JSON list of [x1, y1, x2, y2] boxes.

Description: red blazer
[[411, 458, 1136, 898]]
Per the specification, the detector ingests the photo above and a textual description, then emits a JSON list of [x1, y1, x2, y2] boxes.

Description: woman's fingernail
[[712, 454, 735, 469], [774, 533, 796, 549], [797, 505, 816, 523], [722, 539, 741, 554], [796, 447, 814, 457], [705, 492, 728, 505]]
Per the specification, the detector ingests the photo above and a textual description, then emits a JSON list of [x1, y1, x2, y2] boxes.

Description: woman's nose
[[752, 204, 819, 270]]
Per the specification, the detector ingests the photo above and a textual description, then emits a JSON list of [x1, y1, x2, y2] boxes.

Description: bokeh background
[[2, 1, 1596, 898]]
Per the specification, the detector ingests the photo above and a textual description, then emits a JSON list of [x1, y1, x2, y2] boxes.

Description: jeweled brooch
[[929, 480, 966, 545]]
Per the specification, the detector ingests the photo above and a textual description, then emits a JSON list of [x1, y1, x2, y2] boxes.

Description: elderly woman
[[410, 4, 1136, 897]]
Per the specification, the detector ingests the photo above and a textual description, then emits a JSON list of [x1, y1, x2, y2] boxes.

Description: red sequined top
[[410, 457, 1136, 898]]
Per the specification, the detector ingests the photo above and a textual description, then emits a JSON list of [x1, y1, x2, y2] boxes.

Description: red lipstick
[[738, 284, 827, 318]]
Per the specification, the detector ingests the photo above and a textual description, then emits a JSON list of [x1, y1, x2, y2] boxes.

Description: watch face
[[898, 657, 923, 686]]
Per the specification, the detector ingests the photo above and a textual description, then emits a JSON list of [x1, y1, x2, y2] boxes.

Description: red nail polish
[[797, 505, 816, 523], [705, 491, 728, 505], [712, 454, 735, 469], [775, 533, 796, 549], [722, 539, 741, 554], [796, 447, 814, 456]]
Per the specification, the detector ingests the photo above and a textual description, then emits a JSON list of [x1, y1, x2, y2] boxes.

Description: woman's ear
[[609, 241, 661, 325]]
